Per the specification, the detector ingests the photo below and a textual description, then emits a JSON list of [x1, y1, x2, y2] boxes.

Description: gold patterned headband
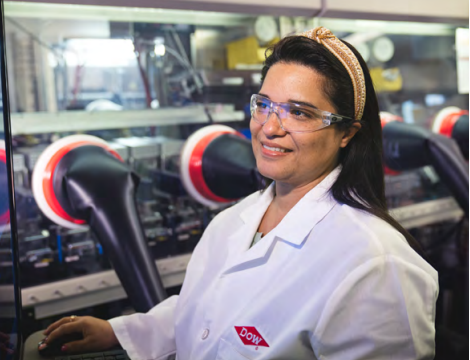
[[300, 27, 366, 120]]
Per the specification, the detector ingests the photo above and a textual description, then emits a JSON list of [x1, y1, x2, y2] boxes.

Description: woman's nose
[[262, 111, 285, 136]]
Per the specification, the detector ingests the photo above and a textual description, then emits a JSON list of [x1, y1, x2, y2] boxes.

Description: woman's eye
[[291, 109, 310, 118], [257, 102, 269, 109]]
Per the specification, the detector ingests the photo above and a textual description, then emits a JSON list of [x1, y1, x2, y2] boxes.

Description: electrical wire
[[133, 44, 152, 108], [162, 30, 213, 123], [314, 0, 328, 19]]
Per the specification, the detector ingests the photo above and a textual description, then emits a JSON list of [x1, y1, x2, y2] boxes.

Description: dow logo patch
[[234, 326, 269, 347]]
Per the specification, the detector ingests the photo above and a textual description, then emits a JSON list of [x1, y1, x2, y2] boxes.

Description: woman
[[41, 27, 438, 359]]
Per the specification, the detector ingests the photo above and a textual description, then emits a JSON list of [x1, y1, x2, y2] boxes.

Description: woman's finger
[[43, 318, 66, 335], [43, 316, 78, 335], [44, 321, 82, 346], [61, 339, 90, 354]]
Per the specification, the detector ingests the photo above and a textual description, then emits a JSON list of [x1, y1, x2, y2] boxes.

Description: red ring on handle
[[438, 110, 468, 137], [42, 141, 123, 224], [188, 131, 244, 203], [380, 114, 403, 176], [380, 114, 403, 128]]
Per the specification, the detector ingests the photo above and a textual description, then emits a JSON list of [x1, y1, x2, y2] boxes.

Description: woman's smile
[[260, 140, 292, 156]]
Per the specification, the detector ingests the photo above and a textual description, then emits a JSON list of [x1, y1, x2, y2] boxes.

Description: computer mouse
[[38, 332, 83, 357]]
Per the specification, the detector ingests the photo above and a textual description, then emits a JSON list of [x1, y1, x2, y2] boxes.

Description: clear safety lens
[[250, 94, 352, 133]]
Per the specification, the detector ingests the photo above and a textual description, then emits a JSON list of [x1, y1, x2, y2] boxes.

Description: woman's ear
[[340, 123, 362, 148]]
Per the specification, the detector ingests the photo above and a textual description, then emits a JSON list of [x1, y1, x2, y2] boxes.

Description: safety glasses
[[250, 94, 354, 133]]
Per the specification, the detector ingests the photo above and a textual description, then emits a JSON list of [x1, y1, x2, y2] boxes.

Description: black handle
[[202, 134, 261, 199], [451, 115, 469, 160], [382, 121, 431, 171], [383, 121, 468, 217], [53, 145, 167, 312], [427, 134, 469, 217]]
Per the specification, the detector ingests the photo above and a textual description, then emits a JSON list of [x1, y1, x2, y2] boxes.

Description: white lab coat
[[109, 167, 438, 360]]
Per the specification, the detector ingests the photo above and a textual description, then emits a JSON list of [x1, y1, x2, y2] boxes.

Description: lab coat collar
[[273, 167, 339, 246], [222, 167, 340, 275]]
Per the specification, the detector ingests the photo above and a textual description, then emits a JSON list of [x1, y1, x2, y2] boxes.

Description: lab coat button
[[201, 328, 210, 340]]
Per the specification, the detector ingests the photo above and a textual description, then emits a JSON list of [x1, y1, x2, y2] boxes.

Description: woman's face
[[250, 62, 354, 189]]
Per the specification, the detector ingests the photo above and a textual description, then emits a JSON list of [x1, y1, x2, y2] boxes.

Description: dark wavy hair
[[261, 35, 422, 254]]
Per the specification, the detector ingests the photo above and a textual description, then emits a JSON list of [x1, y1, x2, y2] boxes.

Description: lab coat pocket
[[216, 338, 252, 360]]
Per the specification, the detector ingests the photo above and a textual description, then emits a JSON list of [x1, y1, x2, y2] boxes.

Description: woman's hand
[[40, 315, 119, 353]]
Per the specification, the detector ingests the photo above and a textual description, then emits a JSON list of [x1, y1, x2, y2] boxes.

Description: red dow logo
[[234, 326, 269, 347]]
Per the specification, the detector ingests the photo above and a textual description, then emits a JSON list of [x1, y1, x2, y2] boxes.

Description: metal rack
[[389, 197, 463, 229], [10, 106, 245, 135], [19, 254, 192, 319]]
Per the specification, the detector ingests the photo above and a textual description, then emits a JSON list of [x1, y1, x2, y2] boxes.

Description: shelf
[[10, 106, 245, 136], [20, 254, 191, 319], [390, 197, 463, 229], [4, 2, 254, 26]]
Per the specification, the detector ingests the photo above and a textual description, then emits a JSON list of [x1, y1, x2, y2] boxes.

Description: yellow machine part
[[226, 36, 278, 70]]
